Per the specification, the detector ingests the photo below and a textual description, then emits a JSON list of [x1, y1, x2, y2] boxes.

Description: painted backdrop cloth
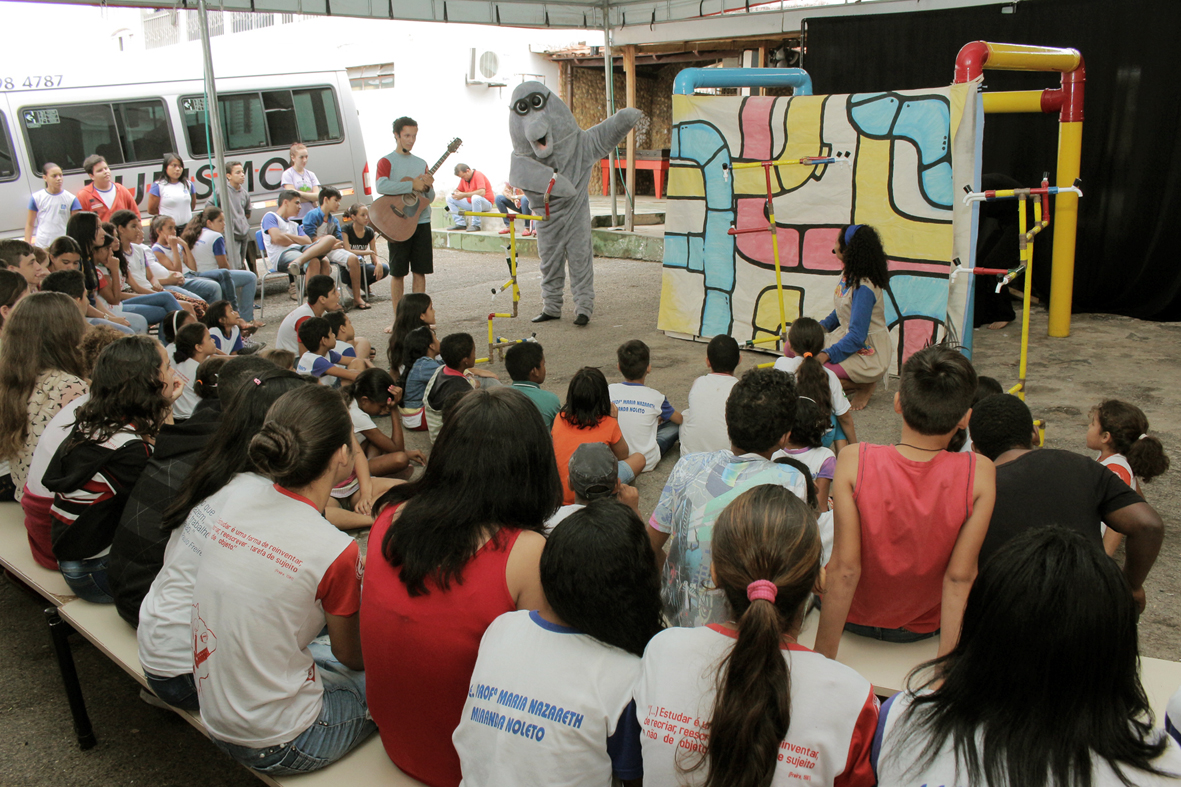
[[509, 81, 641, 318], [658, 81, 981, 371]]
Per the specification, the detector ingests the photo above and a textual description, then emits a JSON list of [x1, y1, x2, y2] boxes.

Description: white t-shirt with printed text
[[609, 381, 675, 471], [636, 625, 878, 787], [29, 188, 80, 247], [453, 610, 643, 787]]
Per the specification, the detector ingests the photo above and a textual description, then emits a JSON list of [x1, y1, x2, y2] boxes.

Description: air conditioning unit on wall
[[467, 49, 507, 88]]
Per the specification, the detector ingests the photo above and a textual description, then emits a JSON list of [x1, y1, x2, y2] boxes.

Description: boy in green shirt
[[505, 341, 560, 430]]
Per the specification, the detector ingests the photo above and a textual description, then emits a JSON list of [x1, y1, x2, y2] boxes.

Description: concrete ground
[[3, 249, 1179, 785]]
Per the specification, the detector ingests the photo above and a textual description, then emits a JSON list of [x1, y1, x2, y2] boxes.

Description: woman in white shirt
[[25, 162, 80, 247], [635, 484, 878, 787], [147, 153, 195, 226], [179, 206, 261, 326], [873, 526, 1181, 787]]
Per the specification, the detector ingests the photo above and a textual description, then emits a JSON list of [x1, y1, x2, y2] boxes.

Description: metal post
[[197, 0, 238, 269], [46, 608, 96, 750], [602, 5, 617, 227], [623, 44, 636, 233]]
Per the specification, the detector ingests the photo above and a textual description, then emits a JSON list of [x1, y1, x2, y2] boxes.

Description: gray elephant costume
[[508, 81, 641, 324]]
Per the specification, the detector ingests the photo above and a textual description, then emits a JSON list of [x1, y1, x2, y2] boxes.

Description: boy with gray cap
[[546, 443, 639, 531]]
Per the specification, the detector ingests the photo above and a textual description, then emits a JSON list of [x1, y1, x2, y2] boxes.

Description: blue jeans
[[656, 420, 680, 455], [843, 621, 938, 643], [210, 642, 374, 774], [89, 317, 138, 336], [446, 194, 494, 227], [59, 555, 114, 603], [164, 284, 209, 304], [178, 274, 223, 303], [495, 194, 532, 229], [617, 460, 635, 485], [144, 671, 199, 712], [122, 292, 184, 338], [188, 269, 257, 321]]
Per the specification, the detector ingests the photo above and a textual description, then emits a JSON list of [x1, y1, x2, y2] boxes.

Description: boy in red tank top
[[815, 346, 995, 660]]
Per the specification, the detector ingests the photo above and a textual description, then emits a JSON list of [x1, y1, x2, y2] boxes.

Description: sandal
[[355, 302, 372, 310], [249, 319, 267, 329]]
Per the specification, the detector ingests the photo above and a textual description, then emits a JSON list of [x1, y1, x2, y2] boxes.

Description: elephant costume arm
[[581, 108, 643, 162], [509, 154, 579, 199]]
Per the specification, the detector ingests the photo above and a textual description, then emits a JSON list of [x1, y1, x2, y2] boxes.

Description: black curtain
[[804, 0, 1181, 320]]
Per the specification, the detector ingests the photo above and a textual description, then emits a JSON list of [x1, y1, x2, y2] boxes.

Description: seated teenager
[[361, 388, 559, 787], [873, 527, 1181, 786], [454, 499, 662, 786], [157, 385, 373, 773], [969, 393, 1163, 609], [44, 336, 184, 602], [816, 347, 995, 659], [108, 356, 276, 626], [137, 367, 307, 709], [637, 485, 877, 787]]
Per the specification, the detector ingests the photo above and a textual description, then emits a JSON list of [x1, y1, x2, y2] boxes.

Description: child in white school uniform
[[296, 317, 368, 388], [679, 334, 740, 456], [774, 318, 856, 452], [324, 310, 373, 367], [346, 368, 424, 479], [170, 322, 217, 420], [609, 339, 682, 471], [453, 499, 662, 787]]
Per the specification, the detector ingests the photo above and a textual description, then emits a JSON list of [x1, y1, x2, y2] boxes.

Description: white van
[[0, 62, 371, 239]]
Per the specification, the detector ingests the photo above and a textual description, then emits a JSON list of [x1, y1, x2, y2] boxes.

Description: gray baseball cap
[[568, 443, 618, 501]]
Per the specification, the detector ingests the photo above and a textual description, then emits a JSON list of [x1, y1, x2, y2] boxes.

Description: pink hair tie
[[253, 377, 262, 385], [747, 580, 778, 604]]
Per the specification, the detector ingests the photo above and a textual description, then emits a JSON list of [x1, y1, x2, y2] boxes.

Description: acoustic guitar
[[370, 138, 463, 243]]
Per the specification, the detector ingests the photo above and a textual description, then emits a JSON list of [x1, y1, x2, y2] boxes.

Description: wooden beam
[[624, 44, 637, 233], [757, 46, 766, 96]]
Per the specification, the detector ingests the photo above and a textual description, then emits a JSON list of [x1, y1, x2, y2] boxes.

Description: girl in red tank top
[[361, 388, 562, 787]]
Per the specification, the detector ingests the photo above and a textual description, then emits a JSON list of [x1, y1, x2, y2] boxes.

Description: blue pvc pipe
[[672, 67, 813, 96]]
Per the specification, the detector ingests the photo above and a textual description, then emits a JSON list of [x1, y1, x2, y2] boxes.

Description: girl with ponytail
[[141, 385, 374, 773], [775, 317, 857, 452], [636, 484, 877, 787], [1087, 399, 1170, 556]]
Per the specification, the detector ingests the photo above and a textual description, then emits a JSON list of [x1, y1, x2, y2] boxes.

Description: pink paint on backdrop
[[903, 320, 935, 359], [740, 98, 775, 161], [734, 199, 800, 267], [802, 227, 844, 271]]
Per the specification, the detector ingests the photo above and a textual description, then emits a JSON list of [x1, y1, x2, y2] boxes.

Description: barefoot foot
[[987, 321, 1010, 330], [845, 381, 877, 411]]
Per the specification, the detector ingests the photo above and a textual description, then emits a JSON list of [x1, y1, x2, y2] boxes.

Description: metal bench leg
[[44, 607, 96, 750]]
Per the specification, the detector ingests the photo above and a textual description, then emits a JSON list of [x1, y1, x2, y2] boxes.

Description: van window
[[0, 112, 17, 181], [21, 100, 173, 173], [180, 85, 342, 156]]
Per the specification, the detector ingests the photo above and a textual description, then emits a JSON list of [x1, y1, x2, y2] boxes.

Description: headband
[[747, 580, 778, 604], [844, 224, 862, 246], [799, 396, 817, 404], [1139, 433, 1149, 441]]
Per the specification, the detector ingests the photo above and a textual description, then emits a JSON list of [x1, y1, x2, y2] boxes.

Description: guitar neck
[[428, 154, 450, 176]]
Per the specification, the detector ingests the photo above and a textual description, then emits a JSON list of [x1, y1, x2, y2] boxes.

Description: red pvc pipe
[[953, 41, 1085, 123], [954, 41, 991, 82]]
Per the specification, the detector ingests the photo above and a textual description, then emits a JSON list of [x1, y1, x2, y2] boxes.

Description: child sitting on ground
[[259, 348, 296, 371], [276, 274, 341, 355], [546, 442, 641, 531], [949, 375, 1004, 452], [325, 310, 372, 366], [454, 499, 661, 786], [170, 322, 216, 421], [609, 339, 682, 472], [1087, 399, 1170, 555], [775, 317, 856, 451], [296, 317, 366, 387], [399, 326, 439, 431], [43, 336, 184, 601], [773, 396, 836, 503], [161, 310, 195, 357], [423, 333, 499, 442], [816, 346, 995, 660], [505, 341, 560, 430], [348, 368, 425, 478], [386, 292, 435, 369], [200, 301, 248, 356], [775, 455, 835, 565], [679, 334, 740, 456], [552, 366, 645, 505]]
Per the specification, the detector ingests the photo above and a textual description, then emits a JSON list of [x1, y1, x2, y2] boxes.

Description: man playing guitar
[[376, 117, 435, 328]]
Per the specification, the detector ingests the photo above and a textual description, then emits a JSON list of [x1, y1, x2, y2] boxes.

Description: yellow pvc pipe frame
[[728, 156, 835, 350], [1006, 193, 1050, 401], [968, 42, 1084, 338], [460, 210, 546, 365]]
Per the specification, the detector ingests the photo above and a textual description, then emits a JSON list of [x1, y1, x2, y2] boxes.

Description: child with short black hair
[[609, 339, 682, 472], [505, 341, 560, 430], [949, 374, 1005, 452], [423, 332, 499, 441], [679, 334, 740, 456], [454, 499, 662, 786], [348, 368, 425, 477], [816, 345, 995, 660], [171, 322, 216, 420], [276, 274, 341, 355], [296, 317, 365, 387], [0, 238, 46, 289], [773, 395, 836, 503], [200, 300, 247, 355], [40, 269, 87, 314]]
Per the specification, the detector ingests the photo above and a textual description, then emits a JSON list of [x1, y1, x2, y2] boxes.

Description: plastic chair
[[255, 229, 343, 316]]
